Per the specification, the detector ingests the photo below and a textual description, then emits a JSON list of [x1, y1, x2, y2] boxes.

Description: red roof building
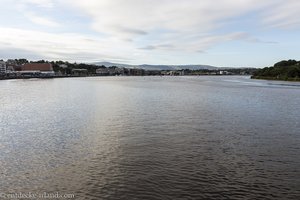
[[22, 63, 53, 72]]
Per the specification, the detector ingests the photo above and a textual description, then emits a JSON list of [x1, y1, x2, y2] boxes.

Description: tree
[[274, 60, 297, 67], [15, 58, 29, 65]]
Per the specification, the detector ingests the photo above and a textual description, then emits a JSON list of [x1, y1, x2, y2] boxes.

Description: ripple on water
[[0, 76, 300, 199]]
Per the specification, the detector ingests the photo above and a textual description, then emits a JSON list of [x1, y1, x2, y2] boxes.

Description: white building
[[96, 68, 109, 75], [6, 65, 15, 73], [6, 59, 17, 65], [59, 64, 68, 69], [0, 61, 6, 74]]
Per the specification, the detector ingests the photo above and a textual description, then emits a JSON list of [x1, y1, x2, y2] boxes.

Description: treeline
[[252, 60, 300, 81], [190, 68, 256, 75], [52, 61, 103, 75]]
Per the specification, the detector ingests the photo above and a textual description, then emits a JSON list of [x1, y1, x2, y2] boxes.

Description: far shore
[[0, 75, 81, 80], [0, 74, 255, 81]]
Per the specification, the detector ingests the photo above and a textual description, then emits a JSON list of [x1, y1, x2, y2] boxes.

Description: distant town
[[0, 58, 256, 79]]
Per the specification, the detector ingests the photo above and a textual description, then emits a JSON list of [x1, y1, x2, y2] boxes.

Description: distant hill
[[93, 62, 218, 70], [252, 60, 300, 81]]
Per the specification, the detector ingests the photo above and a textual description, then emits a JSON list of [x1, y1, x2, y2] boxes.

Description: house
[[129, 68, 145, 76], [6, 65, 15, 72], [218, 70, 232, 75], [22, 63, 55, 77], [59, 64, 68, 69], [114, 67, 125, 75], [107, 67, 125, 76], [72, 69, 88, 76], [179, 70, 185, 76], [6, 59, 28, 72], [6, 59, 17, 65], [147, 70, 161, 76], [0, 61, 6, 74], [96, 68, 109, 76], [8, 64, 22, 71]]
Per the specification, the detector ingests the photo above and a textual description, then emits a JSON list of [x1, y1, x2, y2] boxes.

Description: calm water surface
[[0, 76, 300, 199]]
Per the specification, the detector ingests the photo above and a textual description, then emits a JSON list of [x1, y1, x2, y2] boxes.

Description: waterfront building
[[179, 70, 185, 76], [145, 70, 161, 76], [218, 70, 232, 75], [6, 65, 15, 73], [21, 63, 55, 77], [114, 67, 125, 76], [59, 64, 68, 69], [96, 68, 109, 76], [72, 69, 88, 76], [107, 67, 125, 76], [0, 61, 7, 74], [129, 68, 145, 76], [7, 63, 22, 72]]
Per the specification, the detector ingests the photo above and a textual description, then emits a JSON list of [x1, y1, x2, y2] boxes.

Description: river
[[0, 76, 299, 199]]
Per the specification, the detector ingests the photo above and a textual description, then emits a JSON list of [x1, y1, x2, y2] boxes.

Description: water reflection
[[0, 76, 299, 199]]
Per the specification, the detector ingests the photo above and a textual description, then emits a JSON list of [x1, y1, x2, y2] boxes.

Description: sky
[[0, 0, 299, 67]]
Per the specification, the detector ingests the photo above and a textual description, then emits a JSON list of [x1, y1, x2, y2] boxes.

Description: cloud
[[70, 0, 242, 36], [139, 32, 253, 52], [189, 32, 250, 52], [25, 12, 61, 27], [69, 0, 272, 36], [262, 0, 300, 29], [20, 0, 55, 8], [246, 38, 278, 44], [0, 0, 299, 65], [139, 44, 174, 50], [66, 0, 285, 53], [0, 28, 133, 62], [114, 26, 148, 36]]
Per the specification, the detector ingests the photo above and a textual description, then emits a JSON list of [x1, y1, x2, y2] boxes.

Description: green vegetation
[[252, 60, 300, 81], [30, 60, 101, 75]]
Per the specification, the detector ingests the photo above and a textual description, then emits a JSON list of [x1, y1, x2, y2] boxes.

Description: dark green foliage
[[50, 60, 101, 75], [274, 60, 298, 67], [225, 68, 257, 75], [15, 59, 29, 65], [31, 60, 47, 63], [252, 60, 300, 81]]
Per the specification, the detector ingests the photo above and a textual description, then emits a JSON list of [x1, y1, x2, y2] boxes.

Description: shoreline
[[251, 76, 300, 82], [0, 75, 81, 80], [0, 74, 250, 81]]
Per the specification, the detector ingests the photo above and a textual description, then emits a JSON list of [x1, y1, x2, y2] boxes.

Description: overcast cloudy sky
[[0, 0, 299, 67]]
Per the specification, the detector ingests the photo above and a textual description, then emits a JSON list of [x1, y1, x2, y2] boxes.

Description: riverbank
[[0, 74, 252, 81], [0, 75, 93, 80], [251, 76, 300, 82]]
